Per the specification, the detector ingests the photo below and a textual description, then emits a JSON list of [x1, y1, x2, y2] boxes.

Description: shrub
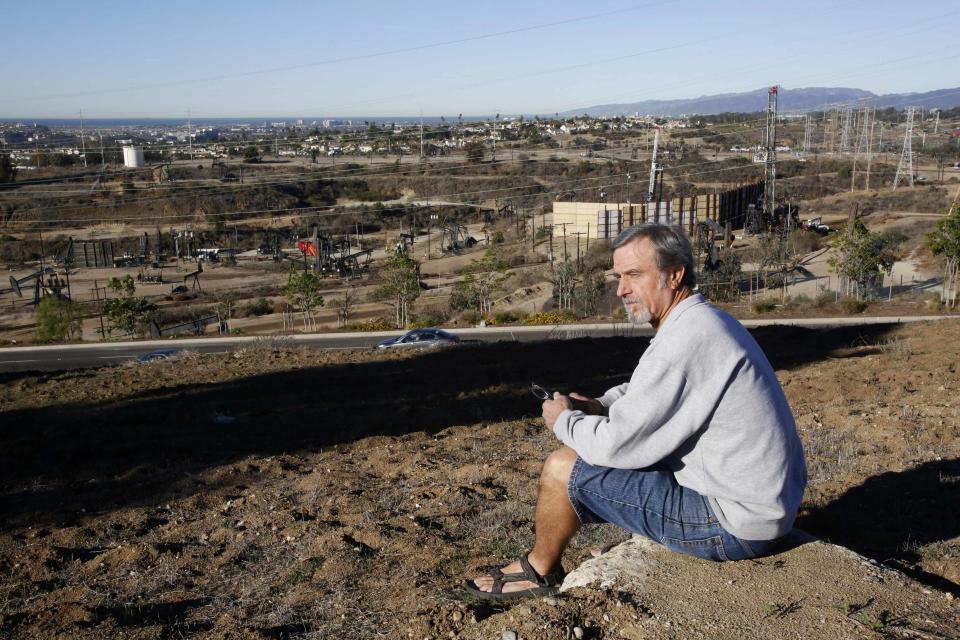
[[582, 241, 613, 272], [242, 297, 274, 317], [789, 230, 824, 255], [840, 297, 869, 314], [36, 297, 82, 343], [346, 318, 394, 331], [407, 313, 446, 329], [814, 290, 834, 308], [522, 310, 577, 325], [751, 299, 777, 314], [488, 310, 526, 325], [921, 292, 944, 311]]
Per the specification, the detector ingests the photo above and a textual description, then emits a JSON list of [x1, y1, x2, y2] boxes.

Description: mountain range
[[564, 86, 960, 117]]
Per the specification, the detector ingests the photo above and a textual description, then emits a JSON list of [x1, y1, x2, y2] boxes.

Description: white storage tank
[[122, 145, 145, 168]]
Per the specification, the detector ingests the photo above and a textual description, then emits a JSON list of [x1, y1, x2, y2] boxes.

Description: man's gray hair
[[612, 223, 696, 288]]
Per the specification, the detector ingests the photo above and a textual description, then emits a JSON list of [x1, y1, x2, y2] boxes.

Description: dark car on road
[[136, 348, 183, 363], [375, 328, 460, 350]]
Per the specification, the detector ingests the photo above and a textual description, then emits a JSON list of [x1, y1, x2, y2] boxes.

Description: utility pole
[[571, 232, 586, 272], [530, 210, 536, 249], [92, 280, 106, 340], [556, 222, 570, 261], [548, 219, 555, 269], [187, 109, 193, 161], [803, 114, 812, 155], [98, 133, 106, 170], [865, 120, 876, 191], [419, 112, 424, 160], [79, 108, 88, 167], [893, 106, 916, 190]]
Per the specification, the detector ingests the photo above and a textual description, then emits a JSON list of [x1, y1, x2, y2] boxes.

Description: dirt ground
[[1, 320, 958, 638]]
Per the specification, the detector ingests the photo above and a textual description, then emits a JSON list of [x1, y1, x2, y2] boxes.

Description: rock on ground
[[560, 530, 958, 639]]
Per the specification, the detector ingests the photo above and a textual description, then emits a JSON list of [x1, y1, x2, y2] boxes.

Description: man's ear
[[671, 266, 685, 289]]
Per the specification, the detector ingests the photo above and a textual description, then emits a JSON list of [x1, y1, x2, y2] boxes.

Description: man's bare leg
[[472, 447, 580, 594]]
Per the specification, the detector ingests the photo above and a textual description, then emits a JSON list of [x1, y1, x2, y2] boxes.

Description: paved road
[[0, 315, 955, 373]]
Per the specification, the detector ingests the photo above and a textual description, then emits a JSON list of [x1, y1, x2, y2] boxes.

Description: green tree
[[573, 270, 607, 318], [465, 141, 485, 163], [370, 252, 421, 328], [35, 297, 82, 342], [283, 268, 324, 332], [458, 250, 511, 315], [699, 251, 743, 303], [828, 219, 899, 300], [448, 280, 479, 313], [927, 201, 960, 308], [0, 153, 17, 184], [103, 275, 157, 336], [243, 145, 261, 163]]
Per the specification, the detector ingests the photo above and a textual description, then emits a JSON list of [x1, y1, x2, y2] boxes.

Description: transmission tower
[[839, 105, 854, 153], [893, 107, 916, 190], [763, 85, 778, 223], [823, 109, 833, 152], [803, 114, 812, 154], [851, 105, 871, 191], [865, 118, 876, 190], [828, 105, 841, 154]]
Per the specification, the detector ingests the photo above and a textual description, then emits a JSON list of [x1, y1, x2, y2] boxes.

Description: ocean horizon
[[0, 116, 488, 128]]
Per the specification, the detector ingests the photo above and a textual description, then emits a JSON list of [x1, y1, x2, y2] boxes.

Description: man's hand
[[541, 393, 572, 429], [568, 392, 605, 416]]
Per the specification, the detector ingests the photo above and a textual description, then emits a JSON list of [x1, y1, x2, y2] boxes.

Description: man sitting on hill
[[466, 223, 807, 600]]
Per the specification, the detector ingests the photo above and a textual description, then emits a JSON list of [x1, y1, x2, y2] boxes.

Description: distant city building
[[122, 145, 145, 168]]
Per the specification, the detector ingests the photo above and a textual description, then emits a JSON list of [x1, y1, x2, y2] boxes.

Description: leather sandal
[[464, 554, 566, 601]]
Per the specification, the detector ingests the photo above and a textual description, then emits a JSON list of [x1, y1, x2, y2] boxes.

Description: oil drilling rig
[[293, 226, 372, 279], [746, 86, 798, 234]]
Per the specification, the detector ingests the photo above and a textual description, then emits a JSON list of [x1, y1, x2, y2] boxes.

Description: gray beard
[[622, 299, 652, 325]]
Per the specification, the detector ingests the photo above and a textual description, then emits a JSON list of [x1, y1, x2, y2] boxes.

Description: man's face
[[612, 237, 676, 326]]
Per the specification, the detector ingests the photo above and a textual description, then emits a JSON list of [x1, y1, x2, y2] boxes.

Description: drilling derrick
[[646, 125, 661, 204], [763, 85, 779, 226]]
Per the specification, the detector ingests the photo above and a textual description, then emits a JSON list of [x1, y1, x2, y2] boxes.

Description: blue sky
[[2, 0, 956, 118]]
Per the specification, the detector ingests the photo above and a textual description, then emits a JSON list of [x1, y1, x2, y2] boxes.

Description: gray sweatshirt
[[553, 294, 807, 540]]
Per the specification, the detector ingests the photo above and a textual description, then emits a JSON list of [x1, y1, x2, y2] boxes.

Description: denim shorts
[[567, 456, 781, 562]]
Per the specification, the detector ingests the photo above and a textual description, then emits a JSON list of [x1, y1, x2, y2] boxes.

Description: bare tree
[[552, 260, 578, 310], [928, 199, 960, 308], [331, 287, 357, 328]]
